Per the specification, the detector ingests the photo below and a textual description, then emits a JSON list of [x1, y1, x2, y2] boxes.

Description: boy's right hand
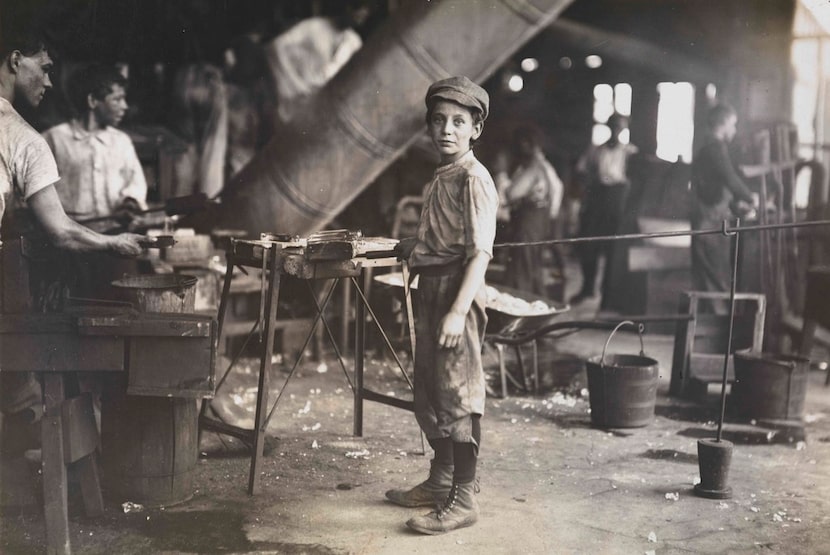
[[393, 237, 418, 261]]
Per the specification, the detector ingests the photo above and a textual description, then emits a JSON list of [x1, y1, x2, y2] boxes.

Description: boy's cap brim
[[426, 76, 489, 121]]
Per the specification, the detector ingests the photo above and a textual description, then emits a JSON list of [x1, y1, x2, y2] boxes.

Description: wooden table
[[0, 310, 216, 555]]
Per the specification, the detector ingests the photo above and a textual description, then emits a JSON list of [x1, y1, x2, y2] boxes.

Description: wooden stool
[[669, 291, 767, 399]]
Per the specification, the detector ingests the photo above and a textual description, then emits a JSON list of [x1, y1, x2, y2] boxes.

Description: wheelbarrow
[[372, 273, 571, 396]]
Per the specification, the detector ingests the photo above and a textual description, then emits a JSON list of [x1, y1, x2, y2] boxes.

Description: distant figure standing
[[223, 33, 276, 180], [169, 63, 228, 199], [690, 103, 758, 313], [503, 126, 563, 297], [570, 113, 637, 306], [265, 0, 371, 123]]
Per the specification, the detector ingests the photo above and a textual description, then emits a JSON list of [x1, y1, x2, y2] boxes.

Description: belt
[[412, 260, 465, 277]]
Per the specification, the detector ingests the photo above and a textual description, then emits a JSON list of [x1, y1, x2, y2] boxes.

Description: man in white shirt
[[0, 27, 145, 450], [571, 113, 638, 306], [42, 64, 147, 232]]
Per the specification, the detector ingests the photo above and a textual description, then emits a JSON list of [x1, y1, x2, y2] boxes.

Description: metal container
[[586, 321, 660, 428], [112, 274, 197, 313], [103, 273, 201, 507], [731, 351, 809, 420]]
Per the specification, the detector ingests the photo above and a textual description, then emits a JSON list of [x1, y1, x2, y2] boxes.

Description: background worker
[[690, 103, 758, 314], [42, 63, 149, 299], [0, 25, 147, 453], [387, 76, 497, 535], [42, 63, 148, 233], [503, 125, 564, 297], [570, 113, 638, 306]]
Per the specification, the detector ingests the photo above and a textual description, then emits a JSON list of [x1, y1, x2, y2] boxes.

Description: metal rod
[[351, 277, 414, 390], [493, 218, 830, 250], [306, 279, 355, 391], [263, 278, 339, 429], [717, 218, 741, 442]]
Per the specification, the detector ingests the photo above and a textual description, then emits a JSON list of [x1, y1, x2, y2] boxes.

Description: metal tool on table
[[305, 229, 364, 261], [139, 235, 176, 248]]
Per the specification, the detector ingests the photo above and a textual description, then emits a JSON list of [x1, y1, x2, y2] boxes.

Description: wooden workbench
[[0, 309, 216, 555], [201, 236, 413, 495]]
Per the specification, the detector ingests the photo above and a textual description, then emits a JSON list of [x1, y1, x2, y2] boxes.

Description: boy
[[42, 64, 148, 232], [386, 76, 498, 535]]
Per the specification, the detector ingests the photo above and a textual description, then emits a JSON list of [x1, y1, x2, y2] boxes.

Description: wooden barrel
[[101, 273, 201, 507], [100, 387, 198, 507]]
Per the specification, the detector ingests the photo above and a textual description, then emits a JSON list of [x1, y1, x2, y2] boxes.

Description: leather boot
[[406, 480, 479, 534], [385, 461, 453, 507]]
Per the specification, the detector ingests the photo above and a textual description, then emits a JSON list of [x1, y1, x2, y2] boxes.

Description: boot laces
[[436, 484, 459, 520]]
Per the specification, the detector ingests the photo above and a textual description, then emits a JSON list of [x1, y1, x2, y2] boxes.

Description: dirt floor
[[3, 282, 830, 554]]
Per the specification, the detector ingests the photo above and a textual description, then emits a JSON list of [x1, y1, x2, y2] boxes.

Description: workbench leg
[[42, 374, 70, 555], [248, 248, 280, 495], [798, 317, 817, 358], [497, 344, 508, 399], [354, 281, 365, 437], [200, 254, 236, 446], [341, 277, 352, 356], [669, 293, 695, 397], [75, 455, 104, 517], [215, 253, 236, 344], [532, 340, 539, 394]]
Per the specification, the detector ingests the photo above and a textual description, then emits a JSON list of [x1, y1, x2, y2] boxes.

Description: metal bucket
[[112, 274, 197, 313], [586, 321, 660, 428], [732, 352, 809, 420]]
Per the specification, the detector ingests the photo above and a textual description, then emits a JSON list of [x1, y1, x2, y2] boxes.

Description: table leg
[[354, 279, 365, 437], [42, 374, 70, 555], [798, 317, 817, 358], [532, 340, 539, 394], [248, 247, 281, 495], [497, 344, 508, 399]]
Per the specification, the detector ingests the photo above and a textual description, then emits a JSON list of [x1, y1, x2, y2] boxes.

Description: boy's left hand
[[438, 310, 466, 349]]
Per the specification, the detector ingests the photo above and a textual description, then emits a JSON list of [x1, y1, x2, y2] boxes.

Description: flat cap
[[425, 76, 489, 121]]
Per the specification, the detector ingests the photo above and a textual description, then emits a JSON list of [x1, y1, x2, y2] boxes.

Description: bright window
[[655, 82, 695, 163], [592, 83, 631, 145]]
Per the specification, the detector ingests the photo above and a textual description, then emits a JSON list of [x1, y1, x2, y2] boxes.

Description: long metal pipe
[[216, 0, 575, 236]]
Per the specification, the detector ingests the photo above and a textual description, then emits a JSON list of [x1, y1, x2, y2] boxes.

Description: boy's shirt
[[410, 150, 498, 268], [42, 120, 148, 222]]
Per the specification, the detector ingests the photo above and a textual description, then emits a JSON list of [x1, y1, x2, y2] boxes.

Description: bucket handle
[[600, 320, 646, 367]]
